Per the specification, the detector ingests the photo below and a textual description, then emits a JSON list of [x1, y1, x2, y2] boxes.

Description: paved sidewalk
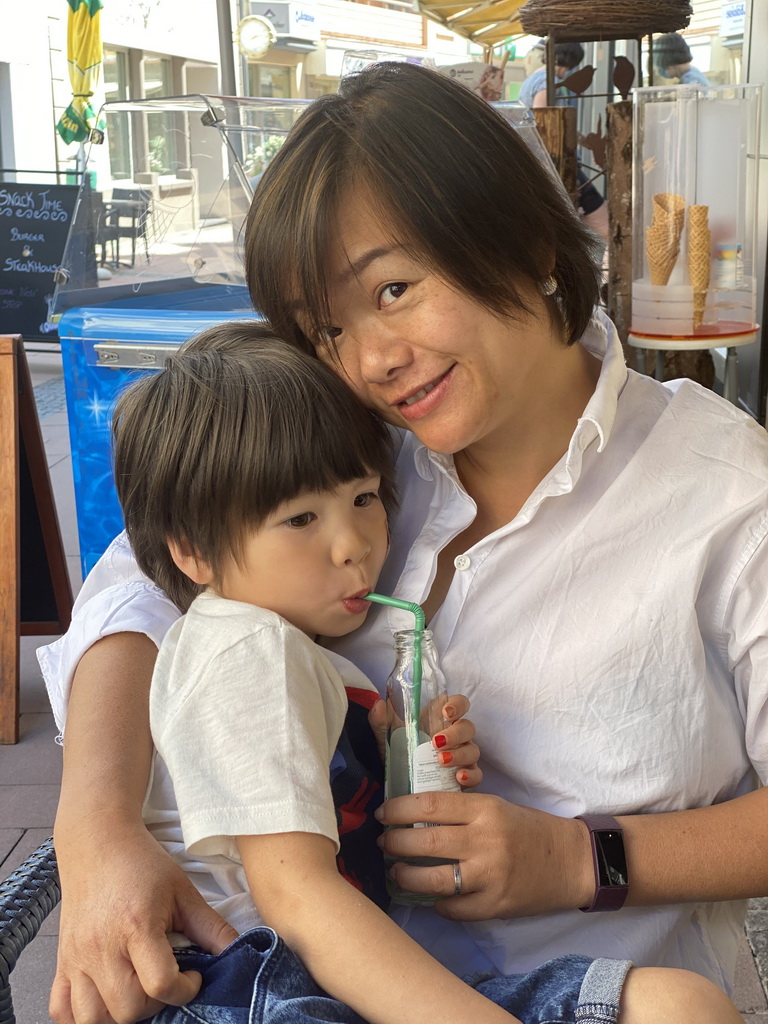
[[1, 345, 767, 1022]]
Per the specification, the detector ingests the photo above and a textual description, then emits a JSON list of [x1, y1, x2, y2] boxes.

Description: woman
[[653, 32, 711, 86], [44, 62, 768, 1023]]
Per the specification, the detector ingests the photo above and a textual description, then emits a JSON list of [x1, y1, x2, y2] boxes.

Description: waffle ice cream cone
[[652, 193, 686, 232], [646, 225, 681, 285], [646, 193, 686, 285], [687, 205, 711, 329]]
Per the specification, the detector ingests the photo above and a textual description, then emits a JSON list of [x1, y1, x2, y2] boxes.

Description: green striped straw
[[364, 593, 425, 792]]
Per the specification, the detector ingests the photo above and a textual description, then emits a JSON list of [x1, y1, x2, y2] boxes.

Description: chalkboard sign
[[0, 183, 79, 341]]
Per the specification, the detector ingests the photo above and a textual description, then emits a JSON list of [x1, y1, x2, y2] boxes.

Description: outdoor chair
[[90, 190, 120, 267], [0, 838, 60, 1024], [105, 187, 153, 267]]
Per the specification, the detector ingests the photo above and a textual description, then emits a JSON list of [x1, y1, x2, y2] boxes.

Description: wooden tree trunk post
[[605, 100, 635, 366], [532, 107, 578, 202], [0, 337, 20, 744]]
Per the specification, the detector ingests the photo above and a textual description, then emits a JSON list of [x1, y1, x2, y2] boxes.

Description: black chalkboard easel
[[1, 335, 73, 743]]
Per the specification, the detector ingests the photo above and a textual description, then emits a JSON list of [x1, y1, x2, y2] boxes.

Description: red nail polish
[[434, 734, 447, 748], [438, 750, 454, 765], [457, 770, 469, 783]]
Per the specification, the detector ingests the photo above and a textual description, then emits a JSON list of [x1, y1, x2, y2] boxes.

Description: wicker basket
[[519, 0, 692, 41]]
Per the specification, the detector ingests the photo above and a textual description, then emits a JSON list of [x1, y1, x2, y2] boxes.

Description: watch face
[[237, 15, 276, 57], [595, 829, 628, 887]]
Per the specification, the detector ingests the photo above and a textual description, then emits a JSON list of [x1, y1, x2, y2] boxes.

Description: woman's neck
[[453, 341, 601, 525]]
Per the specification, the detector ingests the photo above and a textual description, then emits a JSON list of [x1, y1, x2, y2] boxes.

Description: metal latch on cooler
[[93, 342, 180, 369]]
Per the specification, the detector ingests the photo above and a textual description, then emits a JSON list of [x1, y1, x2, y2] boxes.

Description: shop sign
[[102, 0, 218, 63], [720, 0, 746, 38], [250, 2, 321, 43]]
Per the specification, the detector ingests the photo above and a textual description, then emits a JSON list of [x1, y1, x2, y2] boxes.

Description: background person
[[42, 61, 768, 1024], [518, 41, 608, 242], [518, 40, 584, 109], [653, 32, 710, 86]]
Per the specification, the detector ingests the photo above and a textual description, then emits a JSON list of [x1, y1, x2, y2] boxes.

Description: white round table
[[627, 326, 759, 405]]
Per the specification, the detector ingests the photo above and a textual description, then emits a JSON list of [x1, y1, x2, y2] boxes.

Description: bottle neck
[[394, 629, 434, 656]]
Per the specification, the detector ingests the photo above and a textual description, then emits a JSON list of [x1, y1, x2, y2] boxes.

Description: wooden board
[[0, 336, 19, 742], [0, 335, 73, 743]]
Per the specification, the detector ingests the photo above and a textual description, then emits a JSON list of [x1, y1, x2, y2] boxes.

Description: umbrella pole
[[75, 142, 86, 181]]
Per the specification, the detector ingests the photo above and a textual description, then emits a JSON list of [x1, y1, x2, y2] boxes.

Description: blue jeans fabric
[[147, 928, 633, 1024]]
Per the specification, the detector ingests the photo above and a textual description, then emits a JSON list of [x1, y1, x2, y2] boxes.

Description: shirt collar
[[574, 307, 628, 453], [412, 308, 628, 480]]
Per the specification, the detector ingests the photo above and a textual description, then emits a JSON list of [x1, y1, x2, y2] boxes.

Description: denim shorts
[[146, 927, 633, 1024]]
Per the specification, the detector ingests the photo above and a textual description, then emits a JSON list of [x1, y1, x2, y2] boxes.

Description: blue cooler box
[[59, 289, 259, 576]]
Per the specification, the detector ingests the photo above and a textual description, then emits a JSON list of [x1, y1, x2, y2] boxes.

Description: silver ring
[[452, 861, 462, 896]]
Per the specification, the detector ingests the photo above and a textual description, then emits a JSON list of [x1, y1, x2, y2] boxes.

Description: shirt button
[[454, 554, 471, 571]]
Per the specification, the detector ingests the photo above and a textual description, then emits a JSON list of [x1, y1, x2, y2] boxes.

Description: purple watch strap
[[575, 814, 628, 913]]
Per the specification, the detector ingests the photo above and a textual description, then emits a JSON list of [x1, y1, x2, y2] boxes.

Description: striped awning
[[418, 1, 526, 46]]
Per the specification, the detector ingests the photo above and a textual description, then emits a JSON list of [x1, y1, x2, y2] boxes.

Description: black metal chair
[[105, 188, 153, 267], [88, 190, 120, 267], [0, 838, 60, 1024]]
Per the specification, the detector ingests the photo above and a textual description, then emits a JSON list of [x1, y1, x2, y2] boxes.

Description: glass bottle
[[384, 628, 460, 905]]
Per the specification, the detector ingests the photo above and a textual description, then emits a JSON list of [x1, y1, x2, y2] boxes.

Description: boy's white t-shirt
[[143, 589, 378, 935]]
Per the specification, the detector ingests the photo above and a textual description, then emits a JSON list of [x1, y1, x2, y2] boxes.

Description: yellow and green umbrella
[[56, 0, 104, 144]]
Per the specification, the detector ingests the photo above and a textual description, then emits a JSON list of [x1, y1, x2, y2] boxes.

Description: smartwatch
[[575, 814, 628, 912]]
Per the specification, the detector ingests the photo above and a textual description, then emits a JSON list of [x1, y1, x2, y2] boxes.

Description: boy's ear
[[167, 537, 215, 586]]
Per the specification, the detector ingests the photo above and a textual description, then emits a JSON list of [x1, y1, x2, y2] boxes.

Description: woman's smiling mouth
[[403, 381, 438, 406], [395, 367, 455, 420]]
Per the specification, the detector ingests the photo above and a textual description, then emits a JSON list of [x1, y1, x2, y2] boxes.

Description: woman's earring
[[541, 275, 558, 296]]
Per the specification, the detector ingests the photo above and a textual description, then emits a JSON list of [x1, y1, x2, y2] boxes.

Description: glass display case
[[53, 94, 309, 575], [50, 94, 309, 323], [629, 84, 761, 383]]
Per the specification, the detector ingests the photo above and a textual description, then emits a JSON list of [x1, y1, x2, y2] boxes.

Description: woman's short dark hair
[[654, 32, 693, 73], [112, 321, 397, 611], [245, 61, 601, 353], [554, 43, 584, 70]]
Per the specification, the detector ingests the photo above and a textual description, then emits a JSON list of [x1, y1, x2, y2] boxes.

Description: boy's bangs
[[221, 356, 396, 564]]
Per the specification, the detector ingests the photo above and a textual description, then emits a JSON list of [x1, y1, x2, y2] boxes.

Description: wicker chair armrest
[[0, 837, 61, 1024]]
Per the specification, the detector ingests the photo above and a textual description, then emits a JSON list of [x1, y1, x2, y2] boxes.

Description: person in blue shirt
[[518, 41, 607, 242], [518, 41, 584, 109], [654, 33, 710, 86]]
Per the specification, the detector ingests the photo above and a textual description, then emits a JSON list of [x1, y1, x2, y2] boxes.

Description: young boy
[[104, 321, 699, 1024]]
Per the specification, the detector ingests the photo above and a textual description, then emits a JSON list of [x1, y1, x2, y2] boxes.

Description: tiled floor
[[1, 344, 767, 1022]]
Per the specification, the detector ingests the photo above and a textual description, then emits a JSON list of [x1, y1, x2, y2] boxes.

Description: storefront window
[[247, 64, 292, 99], [306, 76, 338, 99], [144, 57, 179, 174], [103, 49, 130, 180]]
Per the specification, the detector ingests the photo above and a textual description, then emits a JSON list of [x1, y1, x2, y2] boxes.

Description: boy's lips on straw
[[342, 589, 371, 614]]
